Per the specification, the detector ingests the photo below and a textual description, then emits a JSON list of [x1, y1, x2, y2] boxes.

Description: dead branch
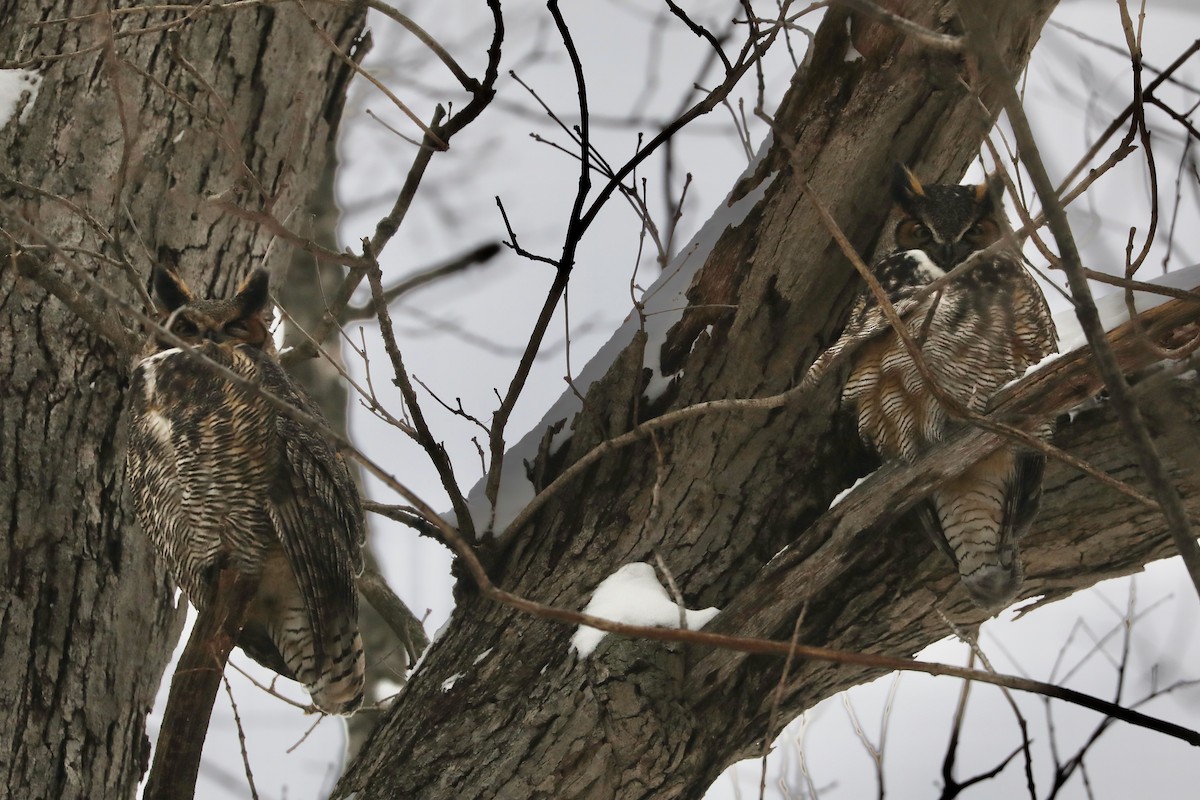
[[352, 451, 1200, 746], [342, 242, 502, 321], [833, 0, 962, 52], [358, 568, 430, 665], [144, 569, 260, 800]]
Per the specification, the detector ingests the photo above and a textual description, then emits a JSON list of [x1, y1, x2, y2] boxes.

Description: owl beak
[[934, 242, 972, 269], [933, 243, 958, 269]]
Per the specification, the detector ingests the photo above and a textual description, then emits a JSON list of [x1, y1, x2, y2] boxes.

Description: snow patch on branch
[[1012, 262, 1200, 389], [570, 562, 720, 658], [0, 69, 42, 128], [829, 473, 872, 509], [1054, 262, 1200, 354], [843, 18, 864, 62], [454, 134, 778, 536]]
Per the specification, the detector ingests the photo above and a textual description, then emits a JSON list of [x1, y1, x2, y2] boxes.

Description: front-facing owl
[[126, 267, 366, 714], [839, 167, 1057, 609]]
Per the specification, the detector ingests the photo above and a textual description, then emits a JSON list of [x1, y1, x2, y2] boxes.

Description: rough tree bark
[[0, 4, 364, 798], [334, 2, 1195, 797]]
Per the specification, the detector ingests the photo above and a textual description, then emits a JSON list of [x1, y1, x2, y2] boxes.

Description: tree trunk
[[0, 3, 364, 798], [329, 2, 1186, 797]]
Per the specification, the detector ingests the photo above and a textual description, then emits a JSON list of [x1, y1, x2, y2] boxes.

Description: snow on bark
[[0, 68, 41, 127], [570, 562, 720, 658], [1012, 261, 1200, 389], [454, 136, 778, 535]]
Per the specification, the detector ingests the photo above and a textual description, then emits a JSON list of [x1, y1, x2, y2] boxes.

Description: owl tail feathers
[[307, 631, 366, 716], [263, 601, 366, 715], [957, 552, 1023, 611], [930, 504, 1024, 610], [928, 464, 1025, 611]]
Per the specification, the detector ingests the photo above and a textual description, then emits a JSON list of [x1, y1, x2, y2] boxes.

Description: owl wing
[[803, 251, 939, 390], [244, 348, 365, 665], [1003, 451, 1046, 539], [1009, 260, 1059, 368]]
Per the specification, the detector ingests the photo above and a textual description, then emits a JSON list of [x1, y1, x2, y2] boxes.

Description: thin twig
[[298, 0, 447, 149], [342, 242, 501, 321], [482, 0, 591, 524], [665, 0, 733, 72], [3, 242, 140, 355], [284, 0, 503, 366], [359, 0, 478, 91], [363, 244, 475, 542], [221, 677, 261, 800], [759, 610, 807, 800]]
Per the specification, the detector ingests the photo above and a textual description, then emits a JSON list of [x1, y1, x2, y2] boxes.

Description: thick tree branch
[[143, 569, 259, 800]]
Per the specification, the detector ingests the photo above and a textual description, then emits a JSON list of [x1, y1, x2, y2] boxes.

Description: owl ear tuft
[[975, 173, 1005, 213], [892, 164, 925, 206], [153, 267, 194, 312], [234, 269, 271, 318]]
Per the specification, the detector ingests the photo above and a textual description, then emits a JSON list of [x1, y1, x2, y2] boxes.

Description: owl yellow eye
[[172, 318, 198, 336], [965, 218, 999, 243], [896, 219, 932, 248]]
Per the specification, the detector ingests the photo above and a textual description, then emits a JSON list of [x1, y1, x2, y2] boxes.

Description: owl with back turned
[[838, 166, 1057, 609], [126, 267, 366, 714]]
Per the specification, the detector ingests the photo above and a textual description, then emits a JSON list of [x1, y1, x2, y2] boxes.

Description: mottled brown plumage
[[838, 167, 1057, 609], [126, 268, 366, 714]]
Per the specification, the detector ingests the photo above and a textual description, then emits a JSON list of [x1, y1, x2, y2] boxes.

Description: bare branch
[[298, 0, 447, 149], [363, 243, 476, 542], [144, 569, 259, 800], [285, 0, 503, 366], [358, 568, 430, 665], [664, 0, 733, 72], [221, 677, 261, 800], [358, 0, 479, 91], [342, 242, 501, 321]]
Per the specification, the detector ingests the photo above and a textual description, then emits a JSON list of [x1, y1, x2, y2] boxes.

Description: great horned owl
[[126, 267, 366, 714], [838, 166, 1057, 609]]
